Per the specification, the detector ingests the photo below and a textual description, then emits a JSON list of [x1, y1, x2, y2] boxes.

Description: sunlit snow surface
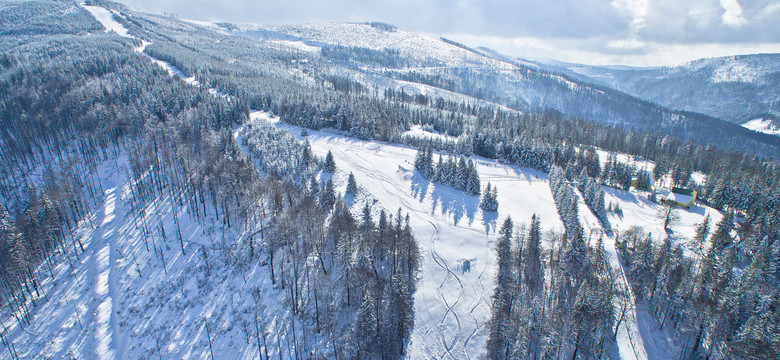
[[742, 118, 780, 136], [248, 111, 562, 359]]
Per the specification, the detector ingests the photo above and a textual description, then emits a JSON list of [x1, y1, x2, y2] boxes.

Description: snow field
[[253, 112, 564, 359], [403, 125, 458, 143]]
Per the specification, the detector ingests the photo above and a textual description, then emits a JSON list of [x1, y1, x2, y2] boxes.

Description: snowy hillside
[[226, 22, 495, 68], [2, 2, 778, 360], [249, 111, 725, 360], [218, 21, 780, 158], [248, 111, 564, 359]]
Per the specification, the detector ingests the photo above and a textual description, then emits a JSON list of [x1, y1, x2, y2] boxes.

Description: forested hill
[[218, 22, 780, 157]]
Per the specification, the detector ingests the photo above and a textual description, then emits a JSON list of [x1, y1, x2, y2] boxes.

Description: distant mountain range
[[535, 54, 780, 130]]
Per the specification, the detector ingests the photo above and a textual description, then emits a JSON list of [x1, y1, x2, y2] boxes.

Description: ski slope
[[249, 111, 565, 359], [82, 5, 130, 38]]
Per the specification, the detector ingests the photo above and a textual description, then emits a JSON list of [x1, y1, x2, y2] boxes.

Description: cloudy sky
[[124, 0, 780, 66]]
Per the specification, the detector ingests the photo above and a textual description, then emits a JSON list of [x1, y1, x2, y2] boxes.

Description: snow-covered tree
[[323, 150, 337, 173], [346, 172, 358, 196], [480, 182, 498, 212]]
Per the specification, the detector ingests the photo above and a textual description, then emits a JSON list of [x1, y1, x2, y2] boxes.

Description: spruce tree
[[324, 150, 337, 173], [523, 214, 543, 298], [320, 178, 336, 210], [346, 172, 358, 196], [480, 182, 498, 212]]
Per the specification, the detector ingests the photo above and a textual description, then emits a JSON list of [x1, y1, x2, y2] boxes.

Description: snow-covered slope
[[227, 22, 494, 68], [82, 5, 130, 37], [2, 153, 329, 359], [251, 111, 563, 359]]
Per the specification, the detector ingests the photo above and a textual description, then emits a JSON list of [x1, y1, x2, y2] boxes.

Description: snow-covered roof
[[666, 192, 694, 204]]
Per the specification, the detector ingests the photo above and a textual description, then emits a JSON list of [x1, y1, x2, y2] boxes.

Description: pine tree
[[346, 172, 358, 196], [480, 182, 498, 212], [320, 178, 336, 210], [490, 186, 498, 211], [466, 159, 481, 195], [487, 216, 514, 359], [301, 140, 313, 169], [382, 272, 414, 356], [360, 203, 374, 234], [710, 212, 734, 251], [456, 156, 468, 190], [351, 291, 379, 358], [496, 216, 514, 288], [636, 169, 652, 191], [523, 214, 543, 298], [693, 214, 710, 253], [324, 150, 337, 173], [432, 154, 444, 183], [414, 147, 434, 178], [424, 148, 434, 178], [309, 177, 320, 196]]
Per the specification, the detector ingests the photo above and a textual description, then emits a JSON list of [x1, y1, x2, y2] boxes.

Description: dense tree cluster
[[414, 147, 480, 195], [621, 224, 780, 358], [548, 166, 580, 234], [576, 170, 609, 230], [240, 122, 320, 181], [486, 215, 619, 359]]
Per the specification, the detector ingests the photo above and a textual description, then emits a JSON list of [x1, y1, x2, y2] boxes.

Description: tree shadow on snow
[[428, 183, 480, 227], [604, 186, 643, 206], [686, 205, 707, 216], [410, 171, 430, 202], [481, 210, 498, 235]]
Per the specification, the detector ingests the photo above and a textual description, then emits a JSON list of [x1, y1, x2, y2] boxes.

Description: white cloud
[[610, 0, 649, 51], [607, 37, 646, 51], [445, 32, 780, 67], [126, 0, 780, 66], [720, 0, 747, 27], [611, 0, 649, 31]]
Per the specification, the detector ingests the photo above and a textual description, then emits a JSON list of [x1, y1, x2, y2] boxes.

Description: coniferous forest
[[0, 1, 779, 359]]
